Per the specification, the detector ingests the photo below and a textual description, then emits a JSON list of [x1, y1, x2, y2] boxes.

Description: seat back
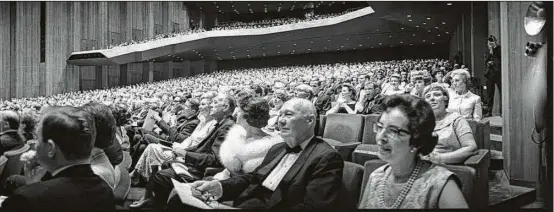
[[1, 144, 30, 180], [362, 114, 380, 144], [0, 156, 8, 177], [323, 114, 365, 144], [466, 119, 490, 150], [440, 164, 476, 207], [361, 160, 387, 193], [113, 163, 131, 205], [318, 115, 327, 137], [341, 162, 365, 208]]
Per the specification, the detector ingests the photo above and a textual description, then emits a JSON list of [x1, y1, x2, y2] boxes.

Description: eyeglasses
[[373, 122, 411, 139]]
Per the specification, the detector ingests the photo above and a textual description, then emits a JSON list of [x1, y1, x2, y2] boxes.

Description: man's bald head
[[282, 98, 316, 119]]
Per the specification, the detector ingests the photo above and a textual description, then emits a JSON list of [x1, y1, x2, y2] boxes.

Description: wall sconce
[[524, 2, 546, 36]]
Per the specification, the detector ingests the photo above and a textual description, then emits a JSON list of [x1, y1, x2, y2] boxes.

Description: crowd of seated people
[[91, 8, 365, 51], [0, 58, 486, 210], [212, 10, 359, 31]]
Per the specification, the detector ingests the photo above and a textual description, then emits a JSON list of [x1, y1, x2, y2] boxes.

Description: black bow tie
[[285, 146, 302, 154]]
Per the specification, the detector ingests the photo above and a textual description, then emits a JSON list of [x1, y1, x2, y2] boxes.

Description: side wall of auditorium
[[0, 2, 189, 100]]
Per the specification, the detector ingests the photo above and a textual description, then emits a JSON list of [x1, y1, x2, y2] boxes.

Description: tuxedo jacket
[[157, 115, 200, 143], [2, 164, 116, 212], [182, 116, 234, 177], [219, 136, 347, 211]]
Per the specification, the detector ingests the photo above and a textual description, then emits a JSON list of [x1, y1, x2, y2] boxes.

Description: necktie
[[285, 146, 302, 154]]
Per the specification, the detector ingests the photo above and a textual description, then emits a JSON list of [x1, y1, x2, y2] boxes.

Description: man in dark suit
[[356, 81, 386, 115], [146, 93, 236, 210], [166, 98, 347, 211], [148, 99, 200, 145], [1, 106, 115, 212], [0, 110, 25, 155], [484, 35, 501, 117]]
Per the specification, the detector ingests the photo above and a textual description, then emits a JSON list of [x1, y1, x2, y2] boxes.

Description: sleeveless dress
[[358, 162, 461, 209], [432, 112, 473, 154]]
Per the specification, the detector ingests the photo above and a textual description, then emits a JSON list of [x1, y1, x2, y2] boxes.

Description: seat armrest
[[463, 149, 490, 168], [204, 167, 225, 177]]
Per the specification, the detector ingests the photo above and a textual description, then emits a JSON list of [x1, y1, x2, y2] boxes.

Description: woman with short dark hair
[[359, 94, 468, 209], [326, 84, 357, 115], [213, 95, 283, 180]]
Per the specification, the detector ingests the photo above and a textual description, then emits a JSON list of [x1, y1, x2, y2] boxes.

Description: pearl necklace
[[377, 160, 422, 209]]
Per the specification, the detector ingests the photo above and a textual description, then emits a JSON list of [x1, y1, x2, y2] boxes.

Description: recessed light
[[341, 46, 344, 48], [379, 43, 382, 45], [423, 40, 426, 42], [432, 43, 435, 45], [442, 22, 446, 25], [416, 25, 419, 28], [438, 34, 441, 37], [428, 30, 431, 32], [400, 41, 403, 43], [407, 15, 411, 18], [446, 32, 450, 34], [435, 27, 439, 29], [358, 44, 362, 47], [413, 34, 416, 36], [446, 3, 452, 6], [401, 27, 404, 30], [422, 22, 426, 25], [408, 19, 412, 22], [389, 35, 392, 38], [427, 17, 431, 20]]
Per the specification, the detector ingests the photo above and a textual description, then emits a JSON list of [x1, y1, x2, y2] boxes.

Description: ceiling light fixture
[[427, 17, 431, 20], [442, 21, 446, 24], [407, 15, 411, 17], [408, 19, 412, 22], [422, 22, 426, 25], [446, 2, 452, 6]]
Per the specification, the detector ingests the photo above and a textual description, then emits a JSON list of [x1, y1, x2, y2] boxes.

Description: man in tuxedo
[[148, 93, 236, 210], [2, 107, 115, 212], [167, 98, 347, 211]]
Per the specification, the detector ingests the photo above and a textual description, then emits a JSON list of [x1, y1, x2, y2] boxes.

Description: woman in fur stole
[[212, 95, 283, 180]]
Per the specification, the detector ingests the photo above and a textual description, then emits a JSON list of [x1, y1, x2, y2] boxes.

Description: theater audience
[[266, 92, 289, 131], [1, 106, 115, 212], [0, 110, 25, 155], [151, 99, 200, 145], [167, 98, 346, 210], [358, 94, 468, 209], [326, 84, 357, 115], [423, 85, 478, 164], [212, 95, 283, 180], [447, 69, 483, 121], [382, 74, 405, 96], [355, 81, 385, 115], [111, 104, 131, 151], [82, 103, 123, 190], [131, 93, 235, 210]]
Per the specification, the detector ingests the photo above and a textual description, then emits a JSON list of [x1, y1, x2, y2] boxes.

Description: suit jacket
[[0, 130, 25, 156], [2, 164, 116, 212], [219, 137, 347, 211], [359, 94, 385, 115], [182, 116, 234, 177], [158, 115, 200, 143]]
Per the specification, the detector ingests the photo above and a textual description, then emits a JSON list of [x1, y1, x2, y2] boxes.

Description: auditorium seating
[[321, 114, 364, 161], [0, 156, 8, 179], [0, 145, 30, 190], [341, 162, 365, 208]]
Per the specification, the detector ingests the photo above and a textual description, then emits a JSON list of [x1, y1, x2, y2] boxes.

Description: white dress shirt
[[262, 137, 313, 191]]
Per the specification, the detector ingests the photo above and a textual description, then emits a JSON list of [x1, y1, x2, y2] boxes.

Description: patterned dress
[[359, 162, 461, 209]]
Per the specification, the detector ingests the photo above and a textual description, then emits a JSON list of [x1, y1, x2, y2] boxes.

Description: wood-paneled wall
[[500, 1, 545, 185], [0, 2, 13, 101], [0, 2, 189, 100]]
